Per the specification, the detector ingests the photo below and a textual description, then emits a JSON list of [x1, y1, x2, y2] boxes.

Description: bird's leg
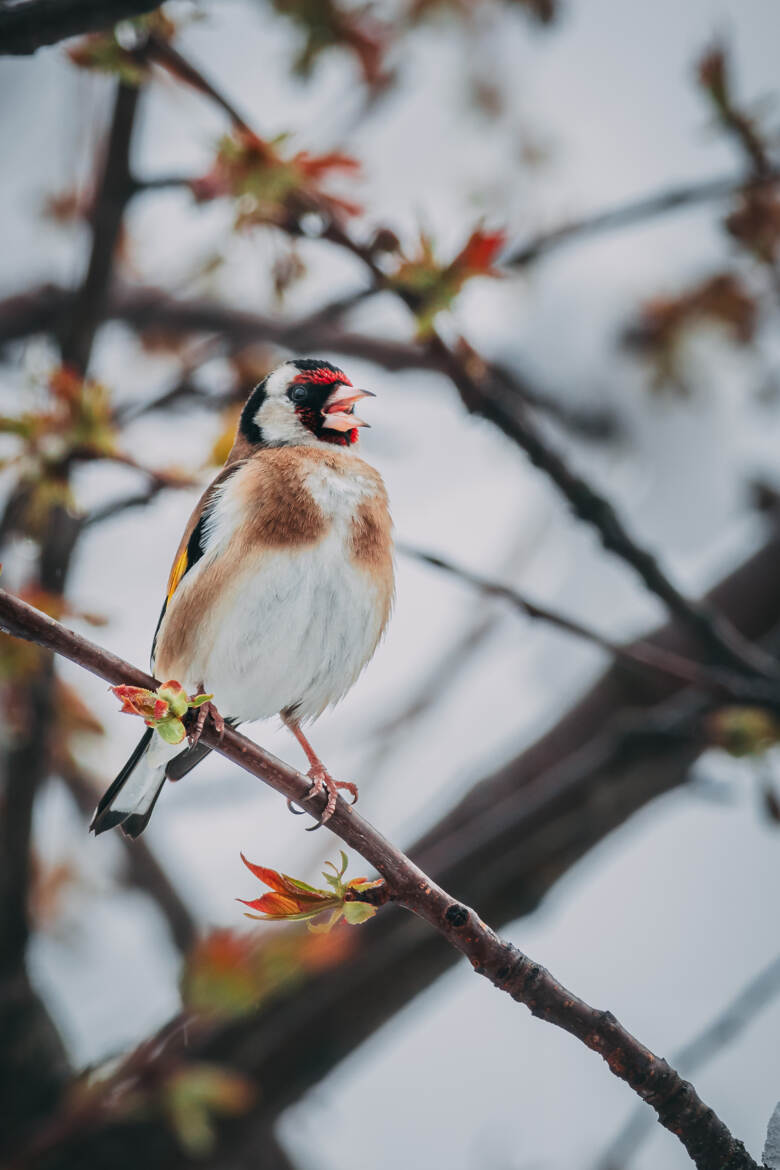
[[283, 719, 358, 826], [188, 695, 225, 747]]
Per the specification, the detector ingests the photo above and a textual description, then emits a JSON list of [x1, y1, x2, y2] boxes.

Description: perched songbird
[[91, 359, 393, 838]]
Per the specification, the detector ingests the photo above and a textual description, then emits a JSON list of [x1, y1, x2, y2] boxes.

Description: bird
[[91, 358, 393, 838]]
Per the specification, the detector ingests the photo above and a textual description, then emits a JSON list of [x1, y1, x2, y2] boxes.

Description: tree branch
[[596, 950, 780, 1170], [60, 83, 139, 373], [0, 588, 762, 1170], [0, 0, 160, 55], [425, 334, 779, 679], [0, 78, 141, 1153], [503, 170, 780, 268], [0, 282, 618, 439], [400, 543, 780, 705]]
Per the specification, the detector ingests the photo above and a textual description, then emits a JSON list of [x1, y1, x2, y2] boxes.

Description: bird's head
[[239, 359, 374, 450]]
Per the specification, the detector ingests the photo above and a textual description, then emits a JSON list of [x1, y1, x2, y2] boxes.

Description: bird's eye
[[290, 385, 309, 404]]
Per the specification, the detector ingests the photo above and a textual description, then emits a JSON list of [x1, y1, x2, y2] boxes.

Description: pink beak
[[321, 384, 375, 432]]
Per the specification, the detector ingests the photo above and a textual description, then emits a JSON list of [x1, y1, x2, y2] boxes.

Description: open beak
[[321, 385, 375, 432]]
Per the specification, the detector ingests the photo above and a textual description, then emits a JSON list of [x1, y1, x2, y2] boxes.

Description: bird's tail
[[90, 729, 220, 838], [90, 729, 170, 839]]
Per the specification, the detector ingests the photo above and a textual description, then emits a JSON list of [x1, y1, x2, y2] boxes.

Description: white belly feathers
[[154, 451, 392, 724]]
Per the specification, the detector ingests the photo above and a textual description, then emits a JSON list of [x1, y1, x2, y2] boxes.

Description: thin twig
[[401, 544, 780, 705], [143, 34, 254, 134], [503, 170, 780, 268], [0, 587, 762, 1170]]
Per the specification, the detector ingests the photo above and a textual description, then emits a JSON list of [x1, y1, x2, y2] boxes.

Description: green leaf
[[155, 717, 186, 745], [343, 901, 376, 926], [188, 692, 214, 709]]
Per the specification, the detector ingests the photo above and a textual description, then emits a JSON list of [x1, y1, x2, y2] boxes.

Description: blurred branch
[[0, 0, 159, 55], [0, 79, 141, 1155], [0, 282, 617, 439], [0, 589, 762, 1170], [143, 32, 254, 134], [59, 761, 197, 954], [427, 335, 778, 679], [60, 83, 139, 373], [366, 533, 538, 767], [400, 544, 780, 705], [0, 79, 140, 959], [82, 481, 169, 528], [596, 950, 780, 1170], [503, 170, 780, 268]]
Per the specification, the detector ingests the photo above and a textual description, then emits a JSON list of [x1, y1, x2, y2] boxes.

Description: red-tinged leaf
[[238, 852, 381, 931], [239, 855, 290, 893], [294, 150, 361, 179], [347, 876, 384, 892], [190, 132, 362, 228], [238, 892, 303, 917], [455, 228, 506, 275], [111, 684, 160, 719]]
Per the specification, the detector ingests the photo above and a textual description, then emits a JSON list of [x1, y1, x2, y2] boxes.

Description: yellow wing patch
[[167, 548, 189, 601]]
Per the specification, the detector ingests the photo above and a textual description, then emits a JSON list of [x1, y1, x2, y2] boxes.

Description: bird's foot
[[188, 700, 225, 746], [286, 765, 358, 829]]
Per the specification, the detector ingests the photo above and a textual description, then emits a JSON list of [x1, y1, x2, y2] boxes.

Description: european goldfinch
[[91, 359, 393, 838]]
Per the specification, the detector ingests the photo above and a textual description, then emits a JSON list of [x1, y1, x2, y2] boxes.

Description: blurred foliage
[[389, 226, 505, 336], [161, 1063, 255, 1156], [622, 273, 757, 392], [696, 42, 771, 174], [266, 0, 557, 92], [269, 0, 392, 87], [0, 366, 116, 533], [726, 188, 780, 266], [67, 10, 177, 84], [708, 706, 780, 759], [182, 924, 354, 1020], [191, 129, 362, 228]]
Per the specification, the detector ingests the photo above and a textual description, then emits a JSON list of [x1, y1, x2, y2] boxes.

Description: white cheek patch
[[256, 397, 316, 445]]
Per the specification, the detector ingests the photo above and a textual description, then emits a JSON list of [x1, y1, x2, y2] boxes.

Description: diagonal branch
[[595, 950, 780, 1170], [503, 169, 780, 268], [0, 587, 762, 1170], [0, 0, 160, 55], [426, 335, 780, 679], [400, 544, 780, 704]]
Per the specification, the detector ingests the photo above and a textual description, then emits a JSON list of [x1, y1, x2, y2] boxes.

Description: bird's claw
[[188, 700, 225, 746], [284, 765, 358, 830]]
